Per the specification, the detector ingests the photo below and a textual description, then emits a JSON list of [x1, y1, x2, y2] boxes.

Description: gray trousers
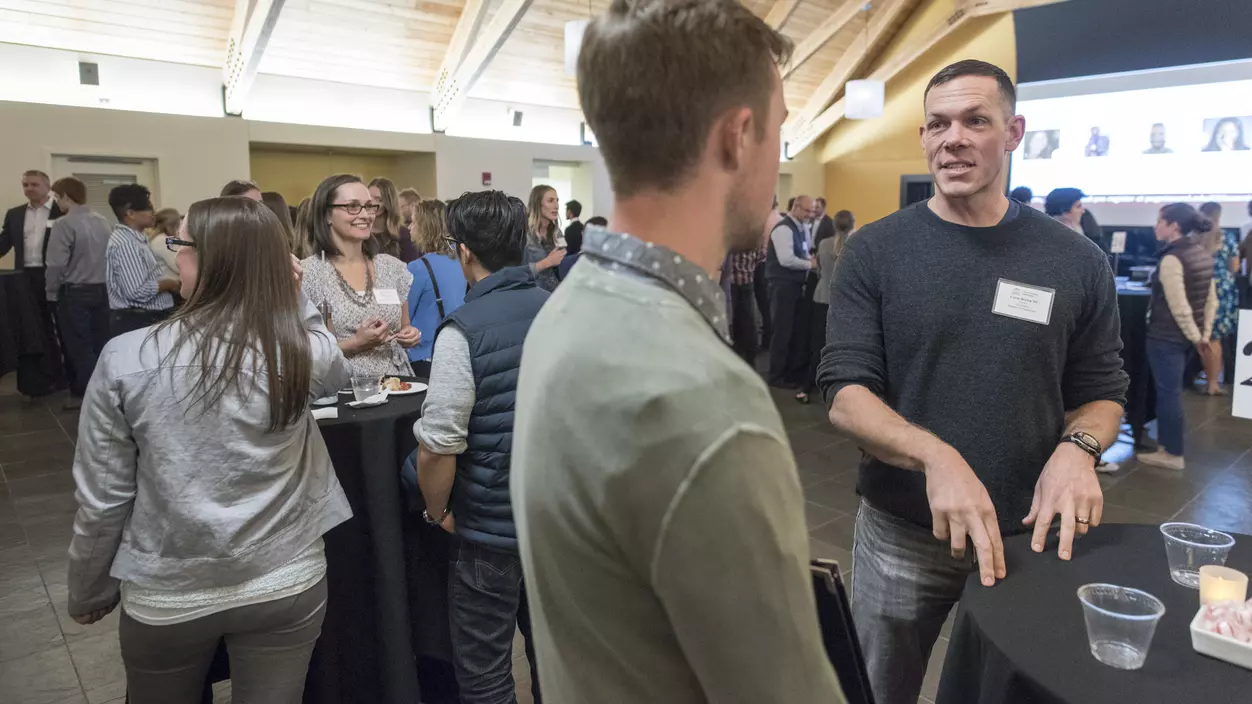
[[851, 500, 974, 704], [119, 577, 327, 704]]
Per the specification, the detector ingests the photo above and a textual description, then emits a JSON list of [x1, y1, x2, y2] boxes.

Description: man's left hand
[[439, 513, 456, 535], [1022, 442, 1103, 560]]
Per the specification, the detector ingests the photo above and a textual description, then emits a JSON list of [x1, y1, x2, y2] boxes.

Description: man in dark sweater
[[817, 60, 1128, 704], [413, 191, 547, 703]]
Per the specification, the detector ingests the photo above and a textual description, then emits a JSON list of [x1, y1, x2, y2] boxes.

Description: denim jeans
[[851, 500, 975, 704], [449, 537, 541, 704], [1146, 336, 1192, 456], [57, 284, 109, 398]]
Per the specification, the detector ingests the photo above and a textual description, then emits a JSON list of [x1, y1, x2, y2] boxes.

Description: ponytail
[[1159, 203, 1212, 237]]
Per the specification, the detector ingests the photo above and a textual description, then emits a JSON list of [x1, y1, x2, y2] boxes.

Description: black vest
[[766, 215, 808, 283], [1148, 236, 1214, 343], [443, 265, 549, 551]]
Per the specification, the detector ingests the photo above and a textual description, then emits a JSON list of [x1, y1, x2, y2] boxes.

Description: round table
[[936, 524, 1252, 704], [304, 382, 459, 704]]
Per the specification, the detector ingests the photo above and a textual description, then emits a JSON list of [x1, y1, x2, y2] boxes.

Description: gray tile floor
[[1, 373, 1248, 704]]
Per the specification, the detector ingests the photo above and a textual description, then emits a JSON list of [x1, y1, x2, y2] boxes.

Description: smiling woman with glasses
[[300, 173, 421, 377]]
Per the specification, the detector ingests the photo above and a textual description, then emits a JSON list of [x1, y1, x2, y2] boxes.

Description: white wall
[[0, 101, 250, 213], [0, 43, 223, 117], [432, 135, 612, 215]]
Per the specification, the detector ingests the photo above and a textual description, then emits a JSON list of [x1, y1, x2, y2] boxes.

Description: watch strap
[[1062, 433, 1101, 459]]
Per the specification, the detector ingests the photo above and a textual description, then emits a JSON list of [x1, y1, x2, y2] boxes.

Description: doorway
[[51, 155, 159, 224]]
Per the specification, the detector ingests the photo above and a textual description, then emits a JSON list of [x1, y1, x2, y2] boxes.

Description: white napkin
[[311, 407, 338, 420], [347, 391, 389, 408]]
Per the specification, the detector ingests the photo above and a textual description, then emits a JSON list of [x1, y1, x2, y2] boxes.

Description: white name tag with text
[[373, 288, 401, 305], [992, 279, 1055, 325]]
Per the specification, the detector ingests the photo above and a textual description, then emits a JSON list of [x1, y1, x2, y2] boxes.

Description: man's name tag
[[992, 279, 1055, 325], [374, 288, 401, 305]]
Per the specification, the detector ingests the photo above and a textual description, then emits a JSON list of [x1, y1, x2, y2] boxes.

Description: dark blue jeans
[[57, 284, 109, 398], [1146, 336, 1192, 456], [449, 537, 541, 704]]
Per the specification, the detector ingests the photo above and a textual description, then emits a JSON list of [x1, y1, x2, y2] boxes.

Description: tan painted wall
[[818, 2, 1017, 223]]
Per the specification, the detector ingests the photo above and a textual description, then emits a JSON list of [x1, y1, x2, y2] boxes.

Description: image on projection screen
[[1010, 78, 1252, 199]]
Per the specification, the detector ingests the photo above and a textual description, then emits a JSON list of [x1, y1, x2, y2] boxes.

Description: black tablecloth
[[1118, 287, 1154, 447], [305, 382, 456, 704], [936, 524, 1252, 704], [0, 269, 58, 394]]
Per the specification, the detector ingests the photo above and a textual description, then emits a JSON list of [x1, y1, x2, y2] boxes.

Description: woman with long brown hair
[[261, 190, 298, 255], [367, 177, 404, 259], [405, 199, 467, 375], [302, 174, 420, 377], [292, 197, 313, 258], [1195, 202, 1240, 394], [523, 184, 565, 291], [67, 197, 352, 703]]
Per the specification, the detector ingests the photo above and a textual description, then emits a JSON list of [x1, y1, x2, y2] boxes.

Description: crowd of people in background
[[0, 1, 1248, 702]]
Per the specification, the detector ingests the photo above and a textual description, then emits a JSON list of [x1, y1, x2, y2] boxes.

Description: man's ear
[[1005, 114, 1026, 153], [718, 106, 754, 172]]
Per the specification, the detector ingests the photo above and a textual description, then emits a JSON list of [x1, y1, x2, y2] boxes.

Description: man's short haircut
[[578, 0, 792, 198], [1044, 187, 1085, 217], [1009, 186, 1033, 203], [108, 183, 153, 222], [565, 199, 583, 218], [220, 179, 260, 197], [398, 187, 421, 205], [445, 191, 528, 273], [50, 177, 86, 204], [815, 197, 827, 207], [586, 216, 608, 227], [924, 59, 1017, 115], [22, 170, 50, 184]]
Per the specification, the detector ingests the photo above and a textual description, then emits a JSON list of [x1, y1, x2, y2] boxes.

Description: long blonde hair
[[368, 177, 403, 257], [411, 200, 449, 256], [151, 208, 181, 241], [1198, 202, 1223, 254], [527, 184, 558, 246]]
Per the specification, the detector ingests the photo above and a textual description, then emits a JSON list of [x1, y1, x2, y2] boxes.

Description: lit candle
[[1199, 566, 1249, 605]]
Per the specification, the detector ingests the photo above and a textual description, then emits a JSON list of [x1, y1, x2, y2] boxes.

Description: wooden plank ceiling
[[0, 0, 930, 142]]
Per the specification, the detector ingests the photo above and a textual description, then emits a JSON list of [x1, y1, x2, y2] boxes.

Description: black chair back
[[811, 558, 875, 704]]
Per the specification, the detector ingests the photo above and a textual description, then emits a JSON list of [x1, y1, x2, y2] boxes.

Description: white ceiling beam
[[222, 0, 287, 115], [786, 0, 1072, 155], [787, 3, 973, 155], [431, 0, 490, 105], [430, 0, 534, 132], [763, 0, 799, 28], [789, 0, 911, 129], [782, 0, 861, 80]]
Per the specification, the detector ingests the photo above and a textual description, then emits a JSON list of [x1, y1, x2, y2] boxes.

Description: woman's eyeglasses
[[331, 203, 382, 216], [165, 237, 195, 252]]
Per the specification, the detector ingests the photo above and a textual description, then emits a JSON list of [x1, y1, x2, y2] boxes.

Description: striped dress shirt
[[106, 224, 173, 311]]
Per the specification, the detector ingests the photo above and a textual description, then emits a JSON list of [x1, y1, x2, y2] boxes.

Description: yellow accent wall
[[819, 0, 1017, 223], [248, 149, 437, 204]]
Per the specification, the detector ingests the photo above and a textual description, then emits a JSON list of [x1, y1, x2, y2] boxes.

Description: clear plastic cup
[[1077, 584, 1166, 670], [1160, 522, 1235, 588], [351, 375, 383, 404]]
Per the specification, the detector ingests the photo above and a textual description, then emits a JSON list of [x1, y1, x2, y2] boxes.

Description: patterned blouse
[[300, 254, 414, 377], [1214, 229, 1240, 339]]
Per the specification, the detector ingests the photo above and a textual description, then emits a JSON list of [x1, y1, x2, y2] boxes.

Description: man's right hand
[[924, 446, 1006, 587]]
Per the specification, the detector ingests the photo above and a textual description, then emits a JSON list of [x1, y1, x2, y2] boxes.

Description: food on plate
[[382, 377, 412, 392]]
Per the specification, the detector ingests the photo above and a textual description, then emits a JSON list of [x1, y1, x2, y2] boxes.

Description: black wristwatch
[[1061, 432, 1102, 462]]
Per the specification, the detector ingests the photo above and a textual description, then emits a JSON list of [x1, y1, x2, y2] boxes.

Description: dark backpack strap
[[421, 256, 446, 321]]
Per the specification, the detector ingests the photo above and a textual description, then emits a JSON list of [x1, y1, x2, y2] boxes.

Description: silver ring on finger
[[1075, 517, 1090, 525]]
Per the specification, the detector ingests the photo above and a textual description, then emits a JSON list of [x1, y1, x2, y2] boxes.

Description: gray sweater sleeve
[[414, 324, 475, 455], [1061, 256, 1129, 409], [816, 242, 886, 406]]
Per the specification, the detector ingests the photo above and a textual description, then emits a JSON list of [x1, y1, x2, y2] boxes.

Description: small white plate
[[311, 396, 338, 407], [386, 382, 428, 396]]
